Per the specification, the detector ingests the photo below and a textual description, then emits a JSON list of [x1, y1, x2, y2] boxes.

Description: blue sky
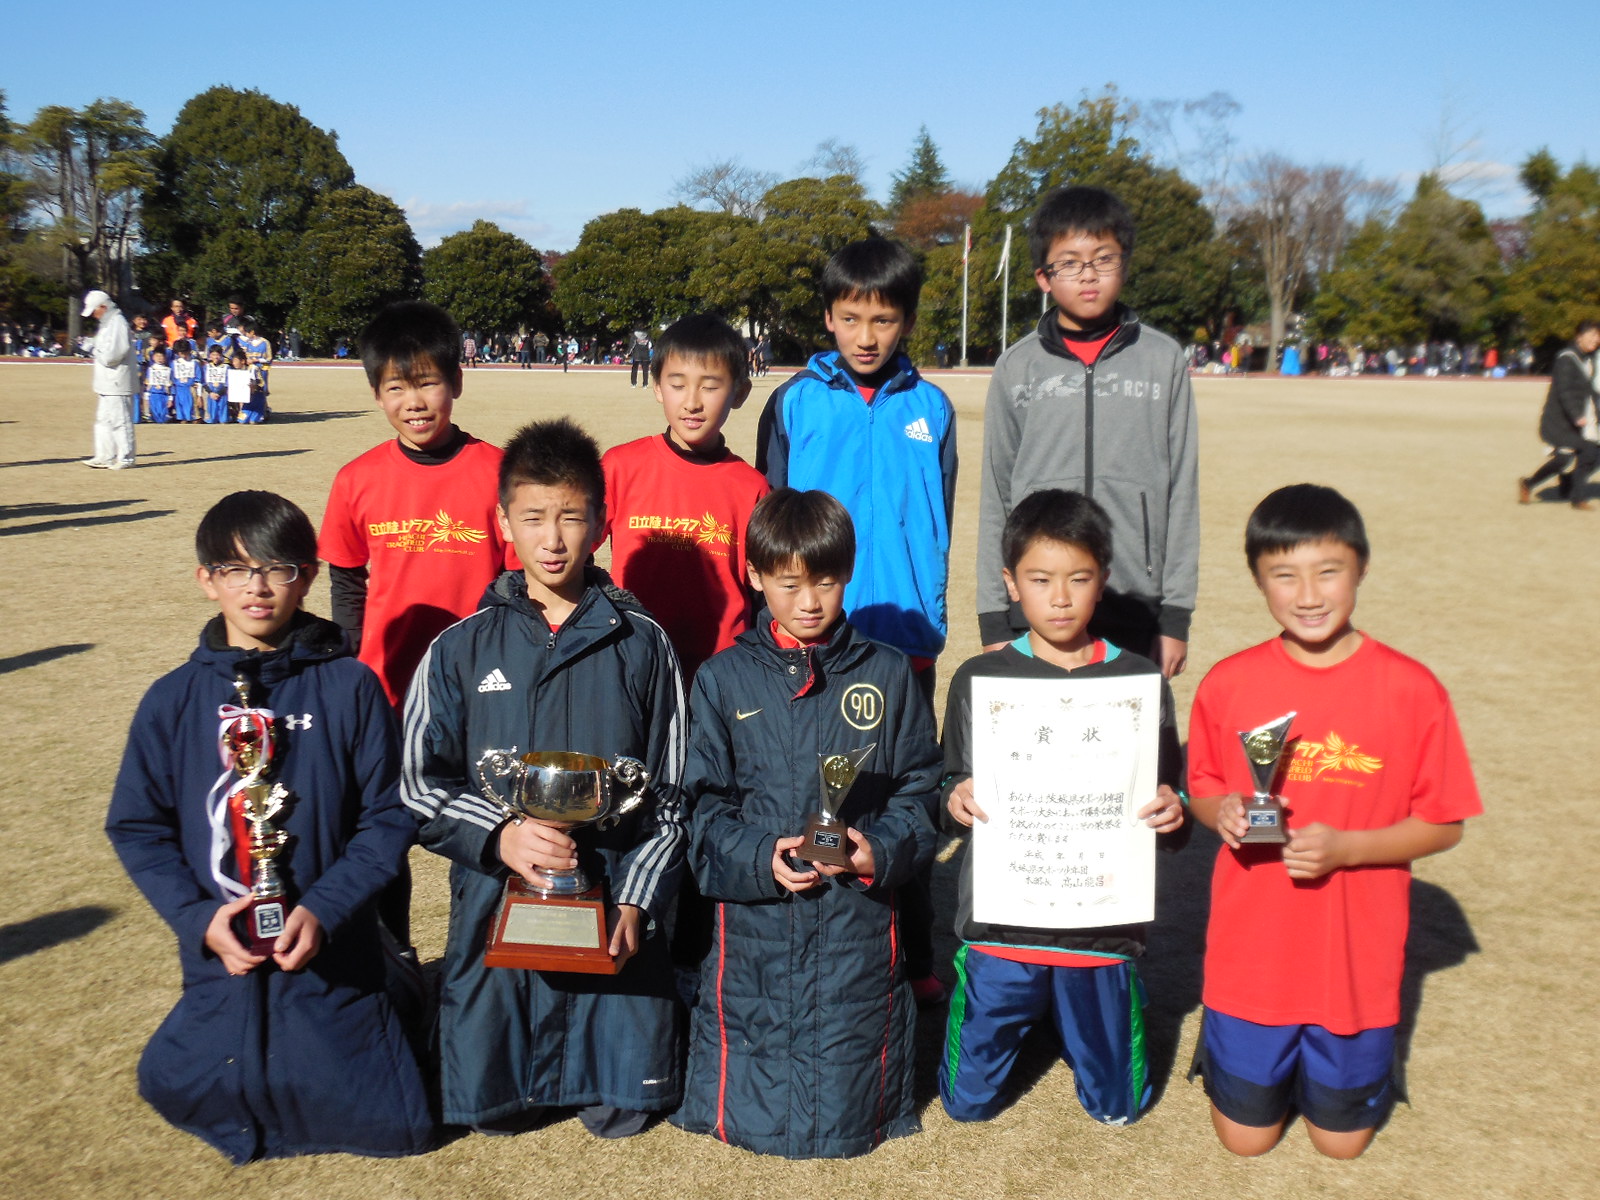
[[8, 1, 1593, 249]]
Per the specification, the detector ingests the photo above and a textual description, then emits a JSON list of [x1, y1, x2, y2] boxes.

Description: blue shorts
[[1193, 1008, 1396, 1133], [941, 945, 1149, 1125]]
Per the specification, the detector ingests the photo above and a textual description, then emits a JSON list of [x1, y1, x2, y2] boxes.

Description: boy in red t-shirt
[[600, 313, 769, 679], [1186, 484, 1481, 1159], [318, 301, 512, 945], [319, 301, 513, 710], [600, 313, 769, 989]]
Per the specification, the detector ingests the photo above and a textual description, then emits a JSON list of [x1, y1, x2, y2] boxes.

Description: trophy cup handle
[[474, 748, 524, 823], [598, 756, 652, 827]]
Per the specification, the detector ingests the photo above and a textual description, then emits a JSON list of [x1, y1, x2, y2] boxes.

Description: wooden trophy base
[[800, 813, 853, 868], [238, 896, 287, 956], [1241, 799, 1288, 844], [484, 878, 619, 974]]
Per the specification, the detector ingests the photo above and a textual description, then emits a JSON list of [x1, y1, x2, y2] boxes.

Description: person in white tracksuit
[[81, 289, 139, 469]]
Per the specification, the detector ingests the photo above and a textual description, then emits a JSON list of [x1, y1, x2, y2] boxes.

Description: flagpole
[[996, 224, 1013, 350], [959, 223, 970, 368]]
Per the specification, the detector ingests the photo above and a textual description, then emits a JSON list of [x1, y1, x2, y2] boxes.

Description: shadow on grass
[[0, 508, 175, 536], [1395, 880, 1478, 1097], [0, 450, 173, 469], [135, 448, 311, 469], [0, 906, 117, 966], [262, 410, 366, 425], [0, 642, 94, 674], [1, 498, 142, 520]]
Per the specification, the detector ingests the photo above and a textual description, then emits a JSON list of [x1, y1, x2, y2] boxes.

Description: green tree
[[140, 87, 353, 323], [888, 126, 951, 215], [422, 220, 549, 336], [554, 207, 696, 338], [16, 98, 154, 335], [1502, 156, 1600, 354], [289, 186, 421, 352], [751, 174, 882, 356], [1312, 175, 1502, 348]]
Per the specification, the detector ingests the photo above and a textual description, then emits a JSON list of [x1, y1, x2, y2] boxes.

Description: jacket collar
[[739, 609, 875, 682], [805, 349, 920, 397], [1033, 304, 1140, 363], [484, 566, 639, 670], [191, 610, 348, 687]]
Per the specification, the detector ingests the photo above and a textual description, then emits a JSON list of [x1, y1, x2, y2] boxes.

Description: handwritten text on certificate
[[969, 673, 1159, 928]]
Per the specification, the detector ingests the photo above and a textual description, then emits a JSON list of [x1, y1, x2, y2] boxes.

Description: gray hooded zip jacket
[[976, 306, 1198, 646]]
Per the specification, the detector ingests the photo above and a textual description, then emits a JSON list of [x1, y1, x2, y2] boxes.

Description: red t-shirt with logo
[[601, 434, 769, 677], [318, 436, 512, 705], [1187, 635, 1481, 1033]]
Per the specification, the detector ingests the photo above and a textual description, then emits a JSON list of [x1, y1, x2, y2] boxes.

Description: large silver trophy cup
[[475, 750, 650, 895]]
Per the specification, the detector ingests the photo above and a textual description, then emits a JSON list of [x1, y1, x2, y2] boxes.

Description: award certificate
[[970, 673, 1159, 928]]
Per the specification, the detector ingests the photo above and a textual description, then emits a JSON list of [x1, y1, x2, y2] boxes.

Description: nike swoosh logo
[[735, 709, 762, 720]]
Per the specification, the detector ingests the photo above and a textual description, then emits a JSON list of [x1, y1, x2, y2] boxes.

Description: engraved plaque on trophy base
[[1240, 796, 1288, 844], [237, 897, 288, 956], [483, 878, 618, 974], [800, 812, 853, 868]]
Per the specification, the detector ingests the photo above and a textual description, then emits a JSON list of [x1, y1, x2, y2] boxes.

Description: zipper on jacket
[[1140, 493, 1152, 576], [1083, 365, 1095, 497]]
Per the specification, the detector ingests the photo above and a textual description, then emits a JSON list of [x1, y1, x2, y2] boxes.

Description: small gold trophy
[[1238, 712, 1296, 845], [800, 743, 877, 868], [222, 675, 293, 953]]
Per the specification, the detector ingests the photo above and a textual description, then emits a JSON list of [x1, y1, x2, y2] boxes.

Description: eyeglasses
[[1042, 253, 1126, 280], [208, 563, 304, 588]]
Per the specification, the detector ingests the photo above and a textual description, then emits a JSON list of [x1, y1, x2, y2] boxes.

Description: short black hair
[[1002, 489, 1113, 572], [499, 417, 605, 511], [361, 300, 462, 388], [746, 488, 855, 578], [1577, 318, 1600, 337], [1245, 484, 1370, 570], [1029, 186, 1136, 271], [821, 237, 923, 320], [239, 319, 256, 335], [195, 491, 318, 566], [229, 346, 249, 364], [650, 313, 750, 390]]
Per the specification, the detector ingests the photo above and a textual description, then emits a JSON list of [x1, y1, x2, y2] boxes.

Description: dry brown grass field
[[1, 362, 1594, 1200]]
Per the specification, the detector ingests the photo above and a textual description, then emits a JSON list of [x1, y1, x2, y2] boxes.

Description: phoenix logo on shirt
[[626, 512, 734, 556], [367, 510, 489, 554], [426, 510, 489, 547], [1288, 732, 1384, 784]]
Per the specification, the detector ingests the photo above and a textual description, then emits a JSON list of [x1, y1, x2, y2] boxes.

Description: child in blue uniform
[[105, 491, 434, 1164], [171, 339, 200, 422], [144, 346, 174, 423], [203, 346, 229, 424]]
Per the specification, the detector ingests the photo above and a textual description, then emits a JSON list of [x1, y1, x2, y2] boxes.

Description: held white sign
[[970, 673, 1159, 929]]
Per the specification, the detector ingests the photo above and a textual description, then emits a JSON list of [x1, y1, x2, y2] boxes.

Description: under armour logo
[[284, 714, 314, 731]]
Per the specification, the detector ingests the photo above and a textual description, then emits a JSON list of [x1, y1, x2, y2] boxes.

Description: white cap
[[81, 289, 113, 317]]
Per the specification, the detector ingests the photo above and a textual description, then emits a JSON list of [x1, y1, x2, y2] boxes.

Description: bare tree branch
[[671, 159, 776, 219]]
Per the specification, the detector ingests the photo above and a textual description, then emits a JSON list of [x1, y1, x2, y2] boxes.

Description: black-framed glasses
[[1042, 253, 1126, 280], [208, 563, 304, 589]]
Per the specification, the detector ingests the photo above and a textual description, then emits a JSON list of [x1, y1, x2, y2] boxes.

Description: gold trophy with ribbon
[[222, 675, 293, 954], [800, 743, 877, 867], [1238, 712, 1296, 845]]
